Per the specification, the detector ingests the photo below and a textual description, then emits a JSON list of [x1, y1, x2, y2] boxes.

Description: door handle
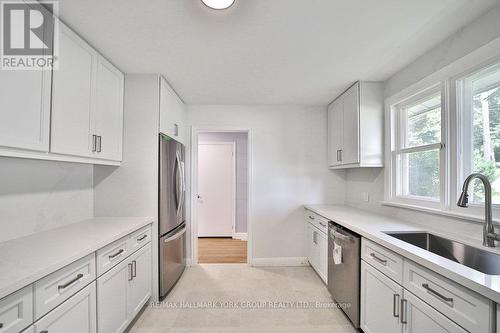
[[97, 136, 102, 152], [58, 273, 84, 291], [92, 135, 97, 152], [339, 149, 342, 162], [370, 252, 388, 265], [393, 294, 400, 318], [336, 150, 340, 161], [132, 260, 137, 278], [400, 299, 408, 324], [128, 263, 133, 281], [422, 283, 453, 304]]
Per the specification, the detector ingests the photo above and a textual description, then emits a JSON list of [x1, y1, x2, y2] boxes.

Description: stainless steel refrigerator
[[159, 134, 186, 299]]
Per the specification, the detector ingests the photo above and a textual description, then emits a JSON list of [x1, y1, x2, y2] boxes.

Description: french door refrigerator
[[159, 134, 186, 299]]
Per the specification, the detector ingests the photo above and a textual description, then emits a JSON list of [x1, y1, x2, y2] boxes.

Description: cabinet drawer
[[304, 210, 328, 234], [404, 261, 492, 333], [127, 226, 151, 254], [34, 282, 96, 333], [34, 254, 95, 320], [361, 238, 403, 284], [97, 237, 129, 276], [0, 285, 33, 333]]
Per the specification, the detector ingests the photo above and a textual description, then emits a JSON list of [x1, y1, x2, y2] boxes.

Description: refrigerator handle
[[175, 152, 183, 216]]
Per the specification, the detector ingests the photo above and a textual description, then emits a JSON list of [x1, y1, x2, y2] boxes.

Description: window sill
[[380, 201, 500, 225]]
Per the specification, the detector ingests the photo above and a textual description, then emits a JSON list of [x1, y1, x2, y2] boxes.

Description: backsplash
[[345, 168, 485, 242], [0, 157, 94, 242]]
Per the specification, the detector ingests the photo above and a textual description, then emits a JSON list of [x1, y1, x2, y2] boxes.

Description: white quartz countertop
[[305, 204, 500, 303], [0, 217, 153, 300]]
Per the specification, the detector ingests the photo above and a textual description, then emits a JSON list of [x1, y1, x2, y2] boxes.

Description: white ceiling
[[57, 0, 498, 105]]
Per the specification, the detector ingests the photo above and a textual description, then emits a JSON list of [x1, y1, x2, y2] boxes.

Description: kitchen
[[1, 0, 500, 332]]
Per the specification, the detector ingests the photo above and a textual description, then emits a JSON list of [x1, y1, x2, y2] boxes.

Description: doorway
[[193, 130, 250, 264]]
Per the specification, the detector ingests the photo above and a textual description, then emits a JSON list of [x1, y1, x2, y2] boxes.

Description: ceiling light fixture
[[201, 0, 235, 10]]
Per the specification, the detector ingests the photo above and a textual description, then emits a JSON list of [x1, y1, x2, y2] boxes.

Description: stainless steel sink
[[384, 232, 500, 275]]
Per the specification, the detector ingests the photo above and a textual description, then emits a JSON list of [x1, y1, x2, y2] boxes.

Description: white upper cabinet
[[327, 81, 384, 169], [160, 76, 186, 144], [94, 56, 124, 161], [51, 20, 124, 164], [0, 67, 52, 153], [51, 22, 95, 158]]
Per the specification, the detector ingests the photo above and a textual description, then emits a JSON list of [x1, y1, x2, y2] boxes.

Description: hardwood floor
[[198, 237, 247, 264]]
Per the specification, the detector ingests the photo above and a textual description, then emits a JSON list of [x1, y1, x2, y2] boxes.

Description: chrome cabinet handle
[[58, 273, 83, 291], [174, 123, 179, 136], [97, 136, 102, 152], [400, 299, 408, 324], [319, 222, 327, 227], [393, 294, 400, 317], [109, 249, 124, 259], [370, 253, 388, 265], [40, 331, 48, 333], [422, 283, 453, 304], [336, 150, 340, 161], [308, 215, 315, 220], [339, 150, 342, 162], [128, 263, 133, 281], [132, 260, 137, 278], [92, 135, 97, 152], [137, 234, 147, 242]]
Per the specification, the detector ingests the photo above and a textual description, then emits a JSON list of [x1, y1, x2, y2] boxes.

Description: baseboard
[[232, 233, 248, 240], [252, 257, 309, 267]]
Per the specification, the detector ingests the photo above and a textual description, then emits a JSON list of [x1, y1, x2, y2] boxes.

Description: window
[[458, 63, 500, 205], [386, 55, 500, 220]]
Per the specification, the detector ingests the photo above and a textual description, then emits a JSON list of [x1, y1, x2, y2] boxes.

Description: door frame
[[197, 141, 236, 238], [190, 127, 253, 265]]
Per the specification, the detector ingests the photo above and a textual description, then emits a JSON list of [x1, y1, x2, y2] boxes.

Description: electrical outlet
[[362, 192, 370, 202]]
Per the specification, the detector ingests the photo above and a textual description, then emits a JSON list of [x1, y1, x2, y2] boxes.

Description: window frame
[[388, 83, 448, 210]]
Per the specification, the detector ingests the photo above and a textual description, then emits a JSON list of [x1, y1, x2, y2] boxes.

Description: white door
[[197, 143, 235, 237], [94, 56, 124, 161], [35, 283, 96, 333], [50, 21, 95, 158], [97, 259, 129, 333], [342, 83, 360, 165], [127, 244, 152, 318], [328, 98, 343, 167], [402, 291, 467, 333], [360, 261, 403, 333]]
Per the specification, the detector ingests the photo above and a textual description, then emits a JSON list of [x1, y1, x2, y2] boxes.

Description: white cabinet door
[[402, 290, 467, 333], [50, 21, 95, 158], [160, 77, 185, 144], [317, 229, 328, 283], [0, 70, 51, 152], [35, 282, 96, 333], [97, 259, 130, 333], [361, 261, 403, 333], [341, 82, 360, 165], [307, 223, 319, 271], [327, 98, 343, 167], [94, 56, 124, 161], [127, 243, 152, 318]]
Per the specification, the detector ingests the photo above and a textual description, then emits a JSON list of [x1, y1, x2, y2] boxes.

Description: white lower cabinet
[[306, 222, 327, 283], [0, 286, 33, 333], [97, 243, 152, 333], [361, 260, 467, 333], [402, 290, 466, 333], [34, 282, 96, 333], [361, 261, 402, 333]]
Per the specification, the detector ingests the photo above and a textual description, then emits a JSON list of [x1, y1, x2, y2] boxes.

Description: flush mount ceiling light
[[201, 0, 235, 10]]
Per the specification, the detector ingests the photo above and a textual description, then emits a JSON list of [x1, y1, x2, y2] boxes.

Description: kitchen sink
[[384, 232, 500, 275]]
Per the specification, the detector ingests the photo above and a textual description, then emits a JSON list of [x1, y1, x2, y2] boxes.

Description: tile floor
[[130, 264, 357, 333]]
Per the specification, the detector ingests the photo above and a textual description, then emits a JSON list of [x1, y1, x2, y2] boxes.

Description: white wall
[[345, 4, 500, 241], [93, 74, 160, 301], [0, 157, 93, 242], [188, 105, 346, 262], [198, 132, 248, 234]]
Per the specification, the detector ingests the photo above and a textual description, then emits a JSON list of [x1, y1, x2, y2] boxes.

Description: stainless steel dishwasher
[[328, 221, 361, 328]]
